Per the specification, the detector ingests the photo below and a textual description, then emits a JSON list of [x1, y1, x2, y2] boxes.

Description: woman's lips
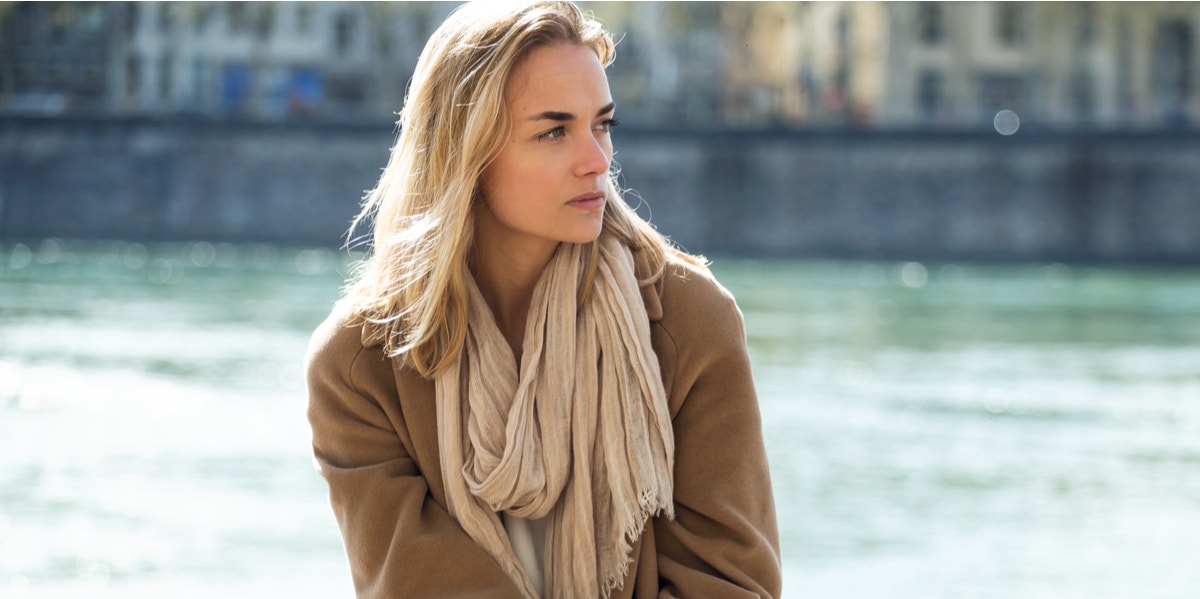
[[567, 192, 605, 210]]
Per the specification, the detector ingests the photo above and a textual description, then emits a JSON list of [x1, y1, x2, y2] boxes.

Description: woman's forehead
[[505, 43, 612, 116]]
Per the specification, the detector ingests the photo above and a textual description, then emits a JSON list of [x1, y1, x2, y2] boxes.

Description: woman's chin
[[568, 228, 604, 246]]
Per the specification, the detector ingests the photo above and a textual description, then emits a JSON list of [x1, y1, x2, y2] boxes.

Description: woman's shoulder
[[654, 251, 746, 345], [305, 299, 387, 382]]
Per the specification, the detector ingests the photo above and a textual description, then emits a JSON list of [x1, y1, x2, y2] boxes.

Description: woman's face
[[477, 43, 616, 259]]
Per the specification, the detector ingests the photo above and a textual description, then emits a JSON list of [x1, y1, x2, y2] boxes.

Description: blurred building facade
[[1, 1, 1197, 129], [880, 2, 1200, 128], [0, 2, 457, 121]]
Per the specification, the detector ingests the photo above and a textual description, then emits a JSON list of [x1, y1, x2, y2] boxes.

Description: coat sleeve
[[305, 312, 524, 598], [652, 274, 783, 599]]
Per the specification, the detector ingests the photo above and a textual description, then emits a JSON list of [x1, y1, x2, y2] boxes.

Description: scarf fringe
[[601, 489, 676, 598]]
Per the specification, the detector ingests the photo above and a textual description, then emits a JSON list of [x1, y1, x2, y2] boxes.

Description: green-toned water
[[2, 240, 1198, 598]]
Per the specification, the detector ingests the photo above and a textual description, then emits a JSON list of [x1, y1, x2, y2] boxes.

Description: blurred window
[[51, 4, 74, 42], [194, 4, 212, 33], [256, 5, 274, 40], [1154, 20, 1193, 119], [1075, 3, 1095, 48], [979, 74, 1026, 118], [918, 3, 943, 45], [378, 31, 392, 57], [123, 3, 137, 37], [126, 56, 141, 100], [79, 4, 103, 32], [1070, 69, 1095, 122], [917, 70, 943, 120], [297, 5, 314, 34], [192, 59, 206, 106], [1116, 19, 1133, 118], [157, 4, 173, 33], [836, 10, 852, 92], [996, 3, 1025, 47], [160, 54, 173, 103], [228, 4, 247, 34], [336, 13, 354, 57]]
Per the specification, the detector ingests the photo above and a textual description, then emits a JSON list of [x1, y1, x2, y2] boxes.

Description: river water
[[1, 240, 1198, 598]]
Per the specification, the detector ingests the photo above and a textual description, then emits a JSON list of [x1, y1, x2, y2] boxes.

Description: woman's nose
[[574, 134, 611, 177]]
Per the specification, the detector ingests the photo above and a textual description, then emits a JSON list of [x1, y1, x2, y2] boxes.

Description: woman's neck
[[471, 215, 559, 363]]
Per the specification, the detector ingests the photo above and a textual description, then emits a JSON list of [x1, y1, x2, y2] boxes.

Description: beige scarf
[[435, 235, 675, 599]]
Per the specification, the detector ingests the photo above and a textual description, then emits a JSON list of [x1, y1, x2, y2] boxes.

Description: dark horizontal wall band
[[2, 115, 1198, 263]]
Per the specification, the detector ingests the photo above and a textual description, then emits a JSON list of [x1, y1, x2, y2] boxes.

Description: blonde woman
[[305, 2, 780, 597]]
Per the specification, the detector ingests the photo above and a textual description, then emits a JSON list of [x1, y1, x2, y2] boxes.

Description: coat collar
[[633, 245, 664, 322]]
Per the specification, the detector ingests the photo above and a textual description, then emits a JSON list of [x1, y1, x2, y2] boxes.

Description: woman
[[305, 2, 781, 597]]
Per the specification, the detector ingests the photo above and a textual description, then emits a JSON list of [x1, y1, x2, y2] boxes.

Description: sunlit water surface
[[2, 240, 1198, 598]]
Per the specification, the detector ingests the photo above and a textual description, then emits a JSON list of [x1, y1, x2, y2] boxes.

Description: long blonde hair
[[346, 0, 684, 379]]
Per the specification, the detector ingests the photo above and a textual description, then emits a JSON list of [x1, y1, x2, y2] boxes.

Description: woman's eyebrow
[[528, 102, 616, 122]]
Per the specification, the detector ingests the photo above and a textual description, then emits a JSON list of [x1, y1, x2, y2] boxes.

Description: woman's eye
[[597, 118, 621, 133], [539, 126, 566, 141]]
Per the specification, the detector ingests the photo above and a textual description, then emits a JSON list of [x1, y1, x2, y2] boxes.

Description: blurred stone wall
[[2, 116, 1198, 263], [616, 129, 1200, 262]]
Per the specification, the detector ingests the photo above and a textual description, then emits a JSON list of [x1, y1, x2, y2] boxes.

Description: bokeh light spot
[[983, 387, 1011, 414], [994, 109, 1020, 135], [8, 243, 33, 269], [295, 248, 331, 276], [189, 241, 217, 268], [36, 238, 63, 264], [897, 261, 929, 288], [1039, 262, 1072, 288], [149, 258, 185, 285], [123, 243, 149, 269]]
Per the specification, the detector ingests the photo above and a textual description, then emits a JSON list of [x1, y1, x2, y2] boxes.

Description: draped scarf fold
[[435, 234, 675, 599]]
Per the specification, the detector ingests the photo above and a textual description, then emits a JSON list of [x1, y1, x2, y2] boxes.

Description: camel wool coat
[[305, 254, 782, 598]]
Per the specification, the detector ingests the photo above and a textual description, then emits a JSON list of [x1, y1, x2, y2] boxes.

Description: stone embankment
[[2, 115, 1198, 263]]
